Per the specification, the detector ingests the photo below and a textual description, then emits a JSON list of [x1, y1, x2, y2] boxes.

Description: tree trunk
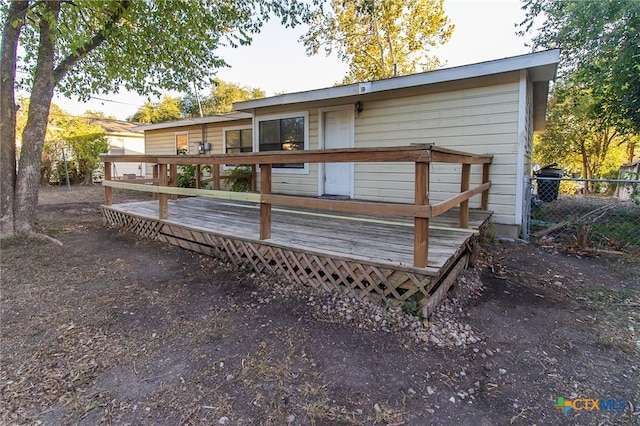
[[15, 1, 60, 232], [0, 0, 29, 236]]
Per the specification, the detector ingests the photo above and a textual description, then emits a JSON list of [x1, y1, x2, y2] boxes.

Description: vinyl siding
[[352, 81, 521, 225], [144, 119, 252, 177]]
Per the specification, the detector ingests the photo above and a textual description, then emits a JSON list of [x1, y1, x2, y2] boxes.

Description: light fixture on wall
[[355, 101, 363, 116]]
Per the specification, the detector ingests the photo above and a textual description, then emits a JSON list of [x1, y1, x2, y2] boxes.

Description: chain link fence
[[524, 176, 640, 255]]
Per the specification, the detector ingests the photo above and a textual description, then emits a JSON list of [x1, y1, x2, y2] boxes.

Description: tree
[[535, 81, 630, 192], [1, 0, 310, 236], [302, 0, 453, 84], [63, 119, 108, 185], [128, 95, 182, 123], [520, 0, 640, 131], [182, 78, 266, 117]]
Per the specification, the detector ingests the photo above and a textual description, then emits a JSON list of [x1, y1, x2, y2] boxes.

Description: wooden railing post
[[460, 163, 471, 228], [414, 162, 429, 267], [158, 163, 168, 219], [212, 164, 221, 190], [250, 164, 257, 192], [481, 162, 490, 210], [104, 161, 112, 206], [152, 164, 159, 200], [260, 164, 272, 240], [195, 164, 201, 189]]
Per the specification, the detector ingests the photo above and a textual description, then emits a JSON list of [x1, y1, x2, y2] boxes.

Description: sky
[[52, 0, 533, 120]]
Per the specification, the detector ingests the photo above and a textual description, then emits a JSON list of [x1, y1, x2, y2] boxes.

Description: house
[[139, 50, 559, 238], [89, 118, 145, 178]]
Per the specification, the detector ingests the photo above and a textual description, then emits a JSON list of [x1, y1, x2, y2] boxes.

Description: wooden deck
[[102, 197, 491, 316]]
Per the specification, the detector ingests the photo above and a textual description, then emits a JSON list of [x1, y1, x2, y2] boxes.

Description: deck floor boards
[[106, 196, 491, 271]]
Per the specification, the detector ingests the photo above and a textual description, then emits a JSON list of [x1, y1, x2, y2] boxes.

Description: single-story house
[[139, 50, 560, 238], [89, 118, 146, 178]]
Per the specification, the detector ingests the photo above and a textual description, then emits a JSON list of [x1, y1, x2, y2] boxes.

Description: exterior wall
[[107, 134, 145, 178], [252, 76, 524, 230], [352, 79, 521, 226], [144, 119, 252, 177]]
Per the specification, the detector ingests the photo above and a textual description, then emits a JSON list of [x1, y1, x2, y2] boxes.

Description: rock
[[485, 349, 494, 357], [408, 387, 416, 395], [427, 386, 435, 395], [498, 368, 507, 375], [226, 374, 234, 381], [286, 414, 295, 423], [218, 416, 229, 425], [449, 396, 456, 403], [374, 403, 381, 413]]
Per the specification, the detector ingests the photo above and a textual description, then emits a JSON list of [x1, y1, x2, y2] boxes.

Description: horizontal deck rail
[[100, 145, 492, 267]]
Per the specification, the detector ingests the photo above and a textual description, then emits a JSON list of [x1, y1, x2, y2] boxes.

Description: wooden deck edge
[[101, 205, 481, 318]]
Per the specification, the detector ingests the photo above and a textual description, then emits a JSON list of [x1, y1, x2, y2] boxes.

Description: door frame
[[317, 105, 355, 198]]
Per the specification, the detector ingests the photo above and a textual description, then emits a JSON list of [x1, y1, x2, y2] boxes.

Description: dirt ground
[[1, 185, 639, 425]]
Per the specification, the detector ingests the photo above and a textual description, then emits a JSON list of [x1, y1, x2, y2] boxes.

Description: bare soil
[[1, 185, 639, 425]]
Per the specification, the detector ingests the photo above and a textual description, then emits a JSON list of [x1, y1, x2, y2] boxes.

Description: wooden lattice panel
[[102, 208, 162, 238], [156, 224, 434, 306]]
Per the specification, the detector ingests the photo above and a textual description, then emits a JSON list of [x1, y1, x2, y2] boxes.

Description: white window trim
[[254, 110, 309, 175], [175, 131, 189, 154], [222, 125, 253, 170], [317, 105, 355, 198]]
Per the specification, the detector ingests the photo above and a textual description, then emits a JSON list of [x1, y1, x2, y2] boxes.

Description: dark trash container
[[535, 164, 562, 202]]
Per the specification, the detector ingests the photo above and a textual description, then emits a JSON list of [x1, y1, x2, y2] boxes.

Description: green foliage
[[534, 81, 631, 190], [401, 295, 424, 320], [302, 0, 454, 84], [228, 166, 253, 192], [9, 0, 313, 100], [64, 119, 108, 184], [520, 0, 640, 131], [182, 78, 266, 117], [55, 159, 79, 185], [128, 95, 182, 123], [177, 164, 196, 188]]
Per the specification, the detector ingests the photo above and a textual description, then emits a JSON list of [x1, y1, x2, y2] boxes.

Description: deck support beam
[[212, 164, 221, 190], [414, 162, 430, 267], [260, 164, 272, 240], [158, 164, 168, 219], [195, 164, 201, 189], [104, 162, 112, 205], [460, 164, 471, 228]]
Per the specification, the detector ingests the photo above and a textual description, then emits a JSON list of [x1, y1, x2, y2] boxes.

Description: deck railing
[[100, 145, 492, 268]]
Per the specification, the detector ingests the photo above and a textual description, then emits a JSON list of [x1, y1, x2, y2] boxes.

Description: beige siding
[[352, 81, 521, 225], [144, 119, 252, 177]]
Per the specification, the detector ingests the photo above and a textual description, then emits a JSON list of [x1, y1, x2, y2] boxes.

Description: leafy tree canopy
[[302, 0, 454, 84], [128, 95, 182, 123], [520, 0, 640, 130], [182, 78, 266, 117]]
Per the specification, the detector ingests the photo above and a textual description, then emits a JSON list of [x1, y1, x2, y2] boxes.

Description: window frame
[[254, 111, 309, 174], [175, 131, 189, 155], [222, 125, 254, 170]]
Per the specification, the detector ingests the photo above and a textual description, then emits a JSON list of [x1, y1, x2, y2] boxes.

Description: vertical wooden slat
[[260, 164, 272, 240], [152, 164, 159, 200], [158, 164, 168, 219], [251, 164, 257, 192], [481, 162, 490, 210], [414, 162, 429, 268], [195, 164, 201, 189], [460, 163, 471, 228], [170, 163, 178, 200], [212, 164, 221, 190], [104, 162, 112, 206]]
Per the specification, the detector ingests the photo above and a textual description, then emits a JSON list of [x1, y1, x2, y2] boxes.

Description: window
[[224, 127, 253, 155], [257, 112, 308, 171], [175, 132, 188, 154]]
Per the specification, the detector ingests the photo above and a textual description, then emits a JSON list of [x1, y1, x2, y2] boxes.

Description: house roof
[[234, 50, 560, 111], [87, 118, 144, 135], [136, 112, 253, 131]]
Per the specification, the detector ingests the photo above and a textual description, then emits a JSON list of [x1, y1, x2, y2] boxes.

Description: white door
[[323, 109, 353, 197]]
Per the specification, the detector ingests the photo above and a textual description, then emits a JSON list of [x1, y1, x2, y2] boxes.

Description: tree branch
[[52, 0, 131, 84]]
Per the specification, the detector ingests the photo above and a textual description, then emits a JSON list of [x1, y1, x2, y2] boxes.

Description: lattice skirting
[[102, 208, 162, 238], [102, 208, 469, 314]]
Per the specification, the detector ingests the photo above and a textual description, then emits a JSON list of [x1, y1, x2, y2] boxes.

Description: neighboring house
[[141, 50, 560, 238], [89, 118, 145, 178]]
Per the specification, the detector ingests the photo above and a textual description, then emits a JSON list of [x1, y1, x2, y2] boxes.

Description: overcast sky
[[52, 0, 533, 120]]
